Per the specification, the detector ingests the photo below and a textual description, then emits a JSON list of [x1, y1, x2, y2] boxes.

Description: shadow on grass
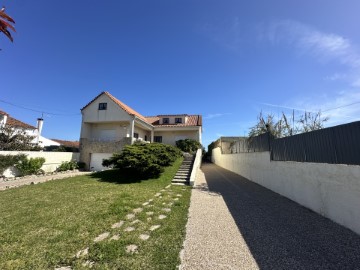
[[89, 169, 144, 184]]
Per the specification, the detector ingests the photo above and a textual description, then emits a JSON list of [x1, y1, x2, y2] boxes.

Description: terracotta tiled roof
[[144, 115, 202, 127], [81, 91, 149, 123], [51, 139, 80, 148], [0, 109, 8, 116], [7, 116, 36, 130]]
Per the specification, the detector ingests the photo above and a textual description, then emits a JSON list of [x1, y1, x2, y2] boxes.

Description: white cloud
[[266, 20, 360, 86], [204, 113, 232, 119]]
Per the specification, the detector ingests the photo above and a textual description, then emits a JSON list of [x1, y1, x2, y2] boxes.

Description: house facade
[[0, 109, 59, 148], [79, 91, 202, 171]]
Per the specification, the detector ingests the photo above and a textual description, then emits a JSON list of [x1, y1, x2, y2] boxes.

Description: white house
[[79, 91, 202, 171], [0, 109, 60, 148]]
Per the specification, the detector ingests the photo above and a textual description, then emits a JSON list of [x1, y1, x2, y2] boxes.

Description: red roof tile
[[0, 109, 8, 116], [144, 115, 202, 127], [7, 116, 36, 130], [51, 139, 80, 148], [81, 91, 149, 123]]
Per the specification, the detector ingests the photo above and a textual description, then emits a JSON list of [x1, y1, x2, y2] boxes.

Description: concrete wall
[[212, 147, 360, 235], [79, 137, 131, 169], [1, 151, 80, 177]]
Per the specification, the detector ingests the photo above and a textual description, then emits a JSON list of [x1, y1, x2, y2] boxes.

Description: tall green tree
[[0, 125, 40, 151]]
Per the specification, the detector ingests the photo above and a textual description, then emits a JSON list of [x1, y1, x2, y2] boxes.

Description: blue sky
[[1, 0, 360, 147]]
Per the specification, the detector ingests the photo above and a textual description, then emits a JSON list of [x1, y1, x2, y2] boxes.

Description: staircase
[[172, 154, 195, 185]]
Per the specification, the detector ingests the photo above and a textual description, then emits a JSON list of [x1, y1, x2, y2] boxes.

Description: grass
[[0, 157, 192, 270]]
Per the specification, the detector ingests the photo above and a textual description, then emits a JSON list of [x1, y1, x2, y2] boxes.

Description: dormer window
[[98, 103, 107, 110], [175, 117, 182, 124], [163, 118, 169, 124]]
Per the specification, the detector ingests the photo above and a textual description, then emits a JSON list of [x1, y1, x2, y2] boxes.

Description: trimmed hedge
[[102, 143, 182, 179]]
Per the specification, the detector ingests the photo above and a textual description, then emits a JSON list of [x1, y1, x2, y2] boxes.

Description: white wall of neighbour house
[[1, 151, 80, 177], [154, 129, 200, 145], [211, 148, 360, 235]]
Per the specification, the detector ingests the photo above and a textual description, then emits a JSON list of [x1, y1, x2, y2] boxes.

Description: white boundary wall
[[1, 151, 80, 177], [212, 147, 360, 235]]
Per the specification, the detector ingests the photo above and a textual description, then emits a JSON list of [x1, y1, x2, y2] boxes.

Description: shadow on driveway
[[202, 163, 360, 269]]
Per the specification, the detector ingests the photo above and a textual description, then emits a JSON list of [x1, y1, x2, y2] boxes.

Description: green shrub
[[102, 143, 182, 179], [15, 156, 46, 176], [77, 161, 86, 170], [0, 154, 27, 176], [56, 160, 78, 172], [176, 139, 202, 153]]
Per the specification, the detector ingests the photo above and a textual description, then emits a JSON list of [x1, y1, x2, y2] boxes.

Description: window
[[144, 135, 148, 141], [154, 136, 162, 143], [175, 117, 182, 123], [163, 118, 169, 124], [133, 133, 139, 139], [98, 103, 107, 110]]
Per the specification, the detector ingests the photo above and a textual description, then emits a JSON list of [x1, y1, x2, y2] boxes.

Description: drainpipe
[[36, 118, 44, 144]]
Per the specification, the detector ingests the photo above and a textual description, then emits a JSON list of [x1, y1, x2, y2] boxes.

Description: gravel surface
[[180, 163, 360, 270], [0, 171, 91, 190]]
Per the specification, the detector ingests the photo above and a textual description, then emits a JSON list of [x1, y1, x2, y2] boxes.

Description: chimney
[[1, 114, 7, 127], [37, 118, 44, 144]]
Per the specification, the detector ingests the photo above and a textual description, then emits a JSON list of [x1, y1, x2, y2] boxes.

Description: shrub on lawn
[[56, 160, 78, 172], [176, 139, 202, 153], [15, 156, 46, 176], [0, 154, 27, 176], [102, 143, 182, 179]]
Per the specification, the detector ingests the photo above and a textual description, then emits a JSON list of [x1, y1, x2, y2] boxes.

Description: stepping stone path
[[110, 234, 120, 241], [126, 244, 138, 254], [76, 247, 89, 258], [147, 217, 152, 221], [176, 194, 182, 197], [82, 260, 95, 268], [55, 267, 71, 270], [94, 232, 110, 242], [158, 215, 167, 220], [146, 211, 154, 216], [174, 198, 179, 201], [165, 185, 171, 189], [131, 219, 140, 225], [126, 213, 135, 220], [149, 225, 161, 231], [142, 202, 149, 206], [139, 234, 150, 241], [162, 208, 171, 212], [148, 199, 153, 202], [133, 208, 143, 213], [155, 193, 162, 197], [124, 227, 135, 232], [111, 221, 124, 229]]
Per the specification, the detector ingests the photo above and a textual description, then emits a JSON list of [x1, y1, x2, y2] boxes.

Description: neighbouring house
[[49, 139, 80, 152], [0, 109, 59, 148], [79, 91, 202, 171]]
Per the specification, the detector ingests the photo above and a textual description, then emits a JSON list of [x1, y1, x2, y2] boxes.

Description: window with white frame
[[154, 136, 162, 143], [162, 118, 169, 124], [98, 103, 107, 110], [175, 117, 182, 123]]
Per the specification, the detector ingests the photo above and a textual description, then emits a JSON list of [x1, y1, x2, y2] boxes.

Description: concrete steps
[[172, 154, 195, 185]]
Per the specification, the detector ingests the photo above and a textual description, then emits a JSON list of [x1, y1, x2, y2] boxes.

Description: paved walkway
[[0, 171, 91, 191], [180, 163, 360, 270]]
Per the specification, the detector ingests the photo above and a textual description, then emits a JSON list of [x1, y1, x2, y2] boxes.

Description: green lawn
[[0, 158, 191, 270]]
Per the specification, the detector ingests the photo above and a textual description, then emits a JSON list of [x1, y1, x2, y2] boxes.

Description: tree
[[249, 110, 329, 139], [0, 125, 41, 151], [0, 7, 16, 43]]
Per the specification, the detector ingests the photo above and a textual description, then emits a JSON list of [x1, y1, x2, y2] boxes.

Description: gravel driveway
[[180, 163, 360, 269]]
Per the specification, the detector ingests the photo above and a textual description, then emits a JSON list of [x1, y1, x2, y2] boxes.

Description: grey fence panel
[[271, 121, 360, 165]]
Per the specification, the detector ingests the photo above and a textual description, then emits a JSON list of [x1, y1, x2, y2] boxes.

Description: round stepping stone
[[82, 260, 95, 268], [165, 185, 171, 189], [55, 267, 72, 270], [94, 232, 110, 242], [76, 247, 89, 258], [110, 234, 120, 241], [174, 198, 179, 201], [155, 193, 162, 197], [161, 189, 166, 192], [139, 234, 150, 241], [158, 215, 167, 220], [148, 199, 154, 202], [159, 196, 163, 198], [162, 208, 171, 212], [124, 227, 135, 232], [176, 194, 182, 197], [131, 219, 140, 225], [142, 202, 149, 206], [133, 208, 143, 213], [126, 213, 135, 220], [147, 217, 152, 221], [111, 221, 124, 229], [126, 244, 138, 254], [149, 225, 161, 231], [146, 211, 154, 216]]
